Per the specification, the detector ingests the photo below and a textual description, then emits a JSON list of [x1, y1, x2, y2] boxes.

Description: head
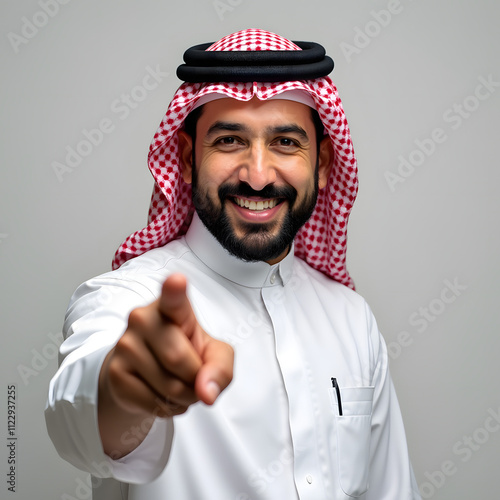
[[113, 29, 358, 290], [178, 96, 334, 264]]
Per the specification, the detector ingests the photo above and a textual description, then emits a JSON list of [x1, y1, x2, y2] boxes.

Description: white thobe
[[45, 213, 421, 499]]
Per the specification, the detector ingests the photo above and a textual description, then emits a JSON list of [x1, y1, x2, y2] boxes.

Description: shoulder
[[117, 237, 192, 275], [70, 238, 194, 306], [292, 257, 381, 342], [292, 257, 368, 309], [105, 237, 197, 286]]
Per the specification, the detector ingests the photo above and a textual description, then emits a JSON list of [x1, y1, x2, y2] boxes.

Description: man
[[46, 29, 421, 499]]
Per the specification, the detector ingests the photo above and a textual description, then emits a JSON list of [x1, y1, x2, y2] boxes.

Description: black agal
[[176, 41, 334, 83]]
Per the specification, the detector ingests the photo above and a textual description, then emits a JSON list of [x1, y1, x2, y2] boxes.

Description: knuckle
[[219, 339, 235, 362], [160, 339, 190, 370], [127, 306, 151, 331], [114, 331, 138, 359], [165, 379, 197, 406], [161, 381, 186, 404], [106, 356, 129, 390]]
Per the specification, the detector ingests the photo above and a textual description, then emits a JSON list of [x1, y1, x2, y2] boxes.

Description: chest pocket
[[330, 386, 374, 498]]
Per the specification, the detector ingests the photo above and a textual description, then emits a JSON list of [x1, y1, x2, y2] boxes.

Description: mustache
[[218, 182, 297, 203]]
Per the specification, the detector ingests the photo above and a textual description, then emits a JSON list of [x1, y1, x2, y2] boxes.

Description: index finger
[[158, 273, 197, 334]]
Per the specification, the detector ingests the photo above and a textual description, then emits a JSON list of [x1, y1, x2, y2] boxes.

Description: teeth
[[234, 197, 278, 211]]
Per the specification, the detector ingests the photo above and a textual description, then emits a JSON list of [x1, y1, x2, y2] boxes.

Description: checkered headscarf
[[113, 29, 358, 289]]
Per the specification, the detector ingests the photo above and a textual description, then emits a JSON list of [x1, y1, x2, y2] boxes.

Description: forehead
[[198, 96, 315, 130]]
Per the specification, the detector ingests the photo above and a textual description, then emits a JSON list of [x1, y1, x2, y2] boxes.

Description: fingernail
[[206, 381, 221, 403]]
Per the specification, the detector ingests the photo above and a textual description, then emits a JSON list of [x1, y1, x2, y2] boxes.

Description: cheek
[[195, 163, 226, 200], [196, 173, 219, 199], [198, 154, 238, 189], [282, 161, 316, 192]]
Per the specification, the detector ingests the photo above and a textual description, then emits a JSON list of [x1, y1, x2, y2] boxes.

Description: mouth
[[228, 196, 286, 223], [233, 197, 282, 211]]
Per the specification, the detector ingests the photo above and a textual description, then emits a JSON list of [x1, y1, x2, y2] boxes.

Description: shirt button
[[270, 274, 276, 284], [306, 474, 313, 484]]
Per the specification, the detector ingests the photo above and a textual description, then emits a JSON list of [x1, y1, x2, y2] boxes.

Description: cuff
[[45, 337, 173, 483]]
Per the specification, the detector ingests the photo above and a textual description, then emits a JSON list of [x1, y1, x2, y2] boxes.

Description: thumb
[[195, 338, 234, 405]]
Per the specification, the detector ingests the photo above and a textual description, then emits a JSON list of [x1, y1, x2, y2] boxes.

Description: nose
[[238, 144, 277, 191]]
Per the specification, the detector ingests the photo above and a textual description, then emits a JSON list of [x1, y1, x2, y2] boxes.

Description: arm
[[97, 273, 233, 458], [365, 304, 421, 500], [45, 273, 233, 483]]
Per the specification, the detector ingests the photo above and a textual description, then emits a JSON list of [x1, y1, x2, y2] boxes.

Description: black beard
[[191, 168, 319, 262]]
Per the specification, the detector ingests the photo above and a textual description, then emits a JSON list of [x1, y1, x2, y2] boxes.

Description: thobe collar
[[185, 213, 294, 289]]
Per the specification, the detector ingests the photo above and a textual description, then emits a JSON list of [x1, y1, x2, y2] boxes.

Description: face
[[178, 97, 333, 264]]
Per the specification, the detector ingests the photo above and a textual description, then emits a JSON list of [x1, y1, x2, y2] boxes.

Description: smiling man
[[45, 29, 421, 500]]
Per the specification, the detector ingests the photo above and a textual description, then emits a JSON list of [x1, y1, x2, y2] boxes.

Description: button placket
[[261, 285, 324, 499]]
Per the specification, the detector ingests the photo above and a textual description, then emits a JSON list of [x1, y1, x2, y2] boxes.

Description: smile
[[233, 197, 280, 211]]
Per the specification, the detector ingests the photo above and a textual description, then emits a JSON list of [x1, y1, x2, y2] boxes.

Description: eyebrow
[[206, 121, 248, 137], [266, 124, 309, 142], [206, 121, 310, 142]]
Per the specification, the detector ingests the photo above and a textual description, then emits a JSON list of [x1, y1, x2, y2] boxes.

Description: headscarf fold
[[112, 29, 358, 290]]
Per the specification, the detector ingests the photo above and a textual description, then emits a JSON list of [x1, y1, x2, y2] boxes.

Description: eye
[[214, 136, 244, 149], [273, 137, 301, 151], [219, 137, 236, 145]]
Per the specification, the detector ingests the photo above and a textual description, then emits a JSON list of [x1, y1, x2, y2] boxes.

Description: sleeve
[[44, 274, 174, 484], [365, 303, 422, 500]]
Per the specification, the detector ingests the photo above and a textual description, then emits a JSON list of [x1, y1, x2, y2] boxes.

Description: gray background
[[1, 1, 498, 499]]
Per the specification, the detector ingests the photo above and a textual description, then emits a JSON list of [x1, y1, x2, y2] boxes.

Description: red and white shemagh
[[112, 29, 358, 289]]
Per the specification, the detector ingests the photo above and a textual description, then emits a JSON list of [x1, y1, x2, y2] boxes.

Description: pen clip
[[331, 377, 343, 416]]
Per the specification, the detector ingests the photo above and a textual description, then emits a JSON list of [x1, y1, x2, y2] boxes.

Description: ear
[[177, 130, 193, 184], [317, 136, 334, 189]]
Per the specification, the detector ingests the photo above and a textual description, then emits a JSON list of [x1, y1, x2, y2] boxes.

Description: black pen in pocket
[[331, 377, 343, 416]]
